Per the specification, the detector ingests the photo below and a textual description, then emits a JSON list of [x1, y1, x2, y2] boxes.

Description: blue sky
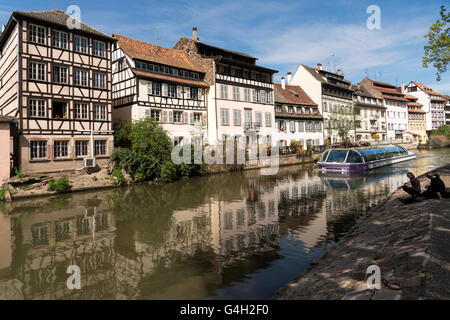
[[1, 0, 449, 94]]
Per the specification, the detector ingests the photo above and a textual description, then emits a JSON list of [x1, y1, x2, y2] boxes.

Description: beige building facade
[[0, 10, 115, 174]]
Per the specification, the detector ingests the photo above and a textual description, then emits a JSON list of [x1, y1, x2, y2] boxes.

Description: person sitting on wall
[[422, 173, 450, 200], [402, 172, 421, 199]]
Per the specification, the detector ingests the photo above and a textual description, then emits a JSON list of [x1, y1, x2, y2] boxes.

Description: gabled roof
[[114, 34, 204, 73], [274, 84, 317, 106], [301, 64, 326, 83], [410, 81, 442, 96], [351, 84, 377, 98], [14, 9, 113, 40]]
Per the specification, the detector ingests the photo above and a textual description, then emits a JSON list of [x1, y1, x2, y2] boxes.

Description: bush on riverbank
[[430, 124, 450, 139], [0, 187, 7, 201], [112, 118, 204, 183], [47, 177, 70, 192]]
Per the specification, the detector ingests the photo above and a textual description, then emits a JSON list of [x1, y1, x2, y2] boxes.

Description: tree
[[327, 105, 357, 147], [423, 5, 450, 81]]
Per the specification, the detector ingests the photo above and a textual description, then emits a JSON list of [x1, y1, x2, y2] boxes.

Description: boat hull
[[318, 153, 416, 171]]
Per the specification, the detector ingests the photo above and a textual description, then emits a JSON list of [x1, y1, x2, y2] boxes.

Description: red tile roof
[[114, 34, 204, 73], [403, 94, 418, 101], [412, 81, 442, 96], [382, 94, 408, 102], [274, 84, 317, 106], [133, 70, 209, 87]]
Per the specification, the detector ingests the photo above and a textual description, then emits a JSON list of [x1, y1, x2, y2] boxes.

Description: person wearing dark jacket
[[422, 173, 450, 200], [402, 172, 421, 199]]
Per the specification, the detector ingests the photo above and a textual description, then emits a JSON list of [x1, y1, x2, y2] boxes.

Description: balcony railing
[[244, 122, 262, 131]]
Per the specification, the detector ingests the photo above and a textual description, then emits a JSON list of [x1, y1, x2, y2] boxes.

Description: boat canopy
[[320, 146, 408, 163]]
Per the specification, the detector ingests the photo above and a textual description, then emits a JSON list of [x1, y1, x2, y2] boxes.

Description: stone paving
[[274, 165, 450, 300]]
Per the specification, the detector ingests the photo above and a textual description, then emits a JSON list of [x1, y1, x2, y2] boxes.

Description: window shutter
[[177, 86, 183, 99], [147, 81, 152, 95], [190, 112, 194, 124], [164, 83, 170, 96], [162, 110, 168, 123], [184, 111, 189, 124], [168, 110, 173, 123], [185, 87, 191, 99]]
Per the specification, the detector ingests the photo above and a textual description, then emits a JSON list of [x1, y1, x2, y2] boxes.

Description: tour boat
[[317, 145, 416, 171]]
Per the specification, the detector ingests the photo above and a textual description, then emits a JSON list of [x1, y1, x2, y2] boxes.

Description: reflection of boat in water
[[318, 145, 416, 171], [319, 168, 406, 190]]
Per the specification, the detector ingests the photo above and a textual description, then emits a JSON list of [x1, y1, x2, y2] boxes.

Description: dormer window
[[275, 106, 282, 112], [288, 106, 293, 113], [296, 107, 302, 114]]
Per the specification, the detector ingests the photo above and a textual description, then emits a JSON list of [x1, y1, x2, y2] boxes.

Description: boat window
[[346, 150, 363, 163], [319, 150, 329, 162], [325, 150, 348, 163]]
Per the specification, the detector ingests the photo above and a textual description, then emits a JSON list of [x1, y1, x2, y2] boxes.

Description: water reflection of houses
[[1, 195, 142, 300]]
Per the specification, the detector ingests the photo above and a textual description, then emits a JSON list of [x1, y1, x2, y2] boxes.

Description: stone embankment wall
[[274, 165, 450, 300]]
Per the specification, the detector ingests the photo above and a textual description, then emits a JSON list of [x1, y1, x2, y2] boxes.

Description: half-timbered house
[[0, 9, 115, 174], [174, 28, 277, 147], [111, 34, 209, 146]]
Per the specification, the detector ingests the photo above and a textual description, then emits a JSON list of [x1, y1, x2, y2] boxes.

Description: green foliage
[[14, 168, 25, 178], [423, 5, 450, 81], [0, 187, 7, 201], [430, 124, 450, 138], [114, 121, 133, 148], [112, 168, 127, 186], [112, 118, 203, 183], [47, 177, 70, 192], [160, 161, 178, 182]]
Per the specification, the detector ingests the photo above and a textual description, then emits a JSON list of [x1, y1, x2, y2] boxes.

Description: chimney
[[317, 63, 322, 70], [281, 77, 286, 90], [336, 69, 342, 75], [287, 72, 292, 84], [192, 27, 198, 42], [401, 82, 405, 93]]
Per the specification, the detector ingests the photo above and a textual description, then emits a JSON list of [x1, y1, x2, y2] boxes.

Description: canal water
[[0, 149, 449, 300]]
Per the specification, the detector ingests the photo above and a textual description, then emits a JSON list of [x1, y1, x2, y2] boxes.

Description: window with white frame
[[191, 87, 198, 100], [150, 109, 160, 122], [173, 111, 183, 123], [221, 84, 228, 99], [265, 113, 271, 127], [233, 110, 241, 126], [52, 30, 67, 49], [94, 140, 107, 156], [168, 84, 176, 97], [93, 104, 106, 120], [93, 72, 106, 89], [74, 103, 88, 119], [305, 122, 312, 132], [30, 141, 47, 159], [221, 108, 229, 125], [255, 111, 262, 126], [54, 141, 69, 158], [74, 69, 88, 86], [29, 99, 46, 118], [29, 24, 46, 44], [52, 65, 68, 84], [193, 113, 202, 124], [244, 88, 250, 101], [93, 40, 105, 57], [75, 140, 89, 157], [298, 121, 305, 132], [29, 61, 46, 81], [74, 35, 88, 53], [233, 86, 240, 100]]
